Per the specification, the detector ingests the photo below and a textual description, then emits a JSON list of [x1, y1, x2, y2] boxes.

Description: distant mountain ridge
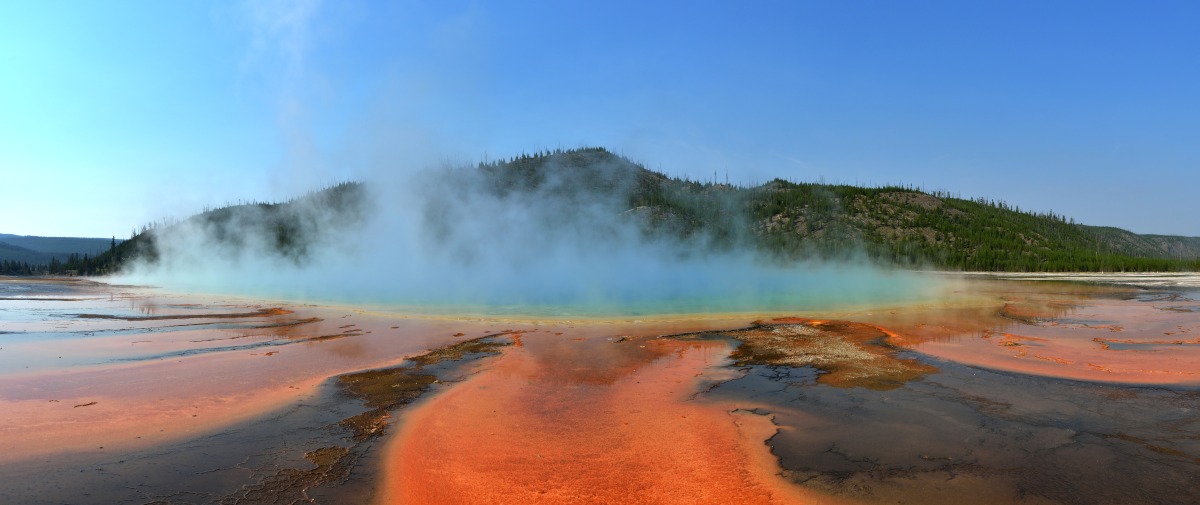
[[0, 241, 52, 265], [0, 233, 121, 274], [0, 233, 118, 257], [22, 148, 1200, 275]]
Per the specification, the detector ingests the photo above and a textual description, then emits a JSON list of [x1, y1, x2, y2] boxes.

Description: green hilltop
[[37, 147, 1200, 276]]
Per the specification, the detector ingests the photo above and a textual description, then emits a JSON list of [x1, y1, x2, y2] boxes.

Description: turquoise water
[[116, 266, 950, 318]]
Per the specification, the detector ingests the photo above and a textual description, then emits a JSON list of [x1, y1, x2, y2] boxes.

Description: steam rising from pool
[[117, 156, 946, 316]]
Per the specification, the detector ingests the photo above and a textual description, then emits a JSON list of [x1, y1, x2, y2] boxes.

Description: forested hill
[[35, 182, 366, 276], [742, 181, 1200, 271], [72, 147, 1200, 275], [475, 147, 1199, 271]]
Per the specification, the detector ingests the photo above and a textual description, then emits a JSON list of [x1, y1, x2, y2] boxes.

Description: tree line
[[2, 238, 121, 276]]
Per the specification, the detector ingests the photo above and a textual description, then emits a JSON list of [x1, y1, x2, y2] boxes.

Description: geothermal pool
[[0, 275, 1198, 504]]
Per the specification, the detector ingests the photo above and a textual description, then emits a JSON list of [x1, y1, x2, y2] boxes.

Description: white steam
[[117, 154, 945, 316], [110, 2, 956, 316]]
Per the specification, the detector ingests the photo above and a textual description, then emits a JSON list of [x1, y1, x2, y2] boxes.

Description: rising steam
[[116, 150, 944, 316]]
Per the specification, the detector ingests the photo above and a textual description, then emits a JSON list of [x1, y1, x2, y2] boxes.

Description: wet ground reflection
[[708, 360, 1199, 504], [886, 282, 1200, 385]]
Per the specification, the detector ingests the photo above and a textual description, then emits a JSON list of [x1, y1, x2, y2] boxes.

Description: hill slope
[[0, 241, 52, 265], [60, 148, 1200, 275], [735, 180, 1200, 271], [71, 182, 365, 276], [470, 148, 1200, 271]]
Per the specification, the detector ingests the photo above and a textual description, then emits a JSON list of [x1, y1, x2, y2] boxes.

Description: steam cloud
[[102, 1, 955, 315], [116, 153, 946, 316]]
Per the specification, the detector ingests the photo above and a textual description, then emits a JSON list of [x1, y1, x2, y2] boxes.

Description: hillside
[[0, 241, 51, 265], [743, 182, 1200, 271], [68, 182, 366, 276], [481, 148, 1199, 271], [1083, 228, 1200, 259], [38, 148, 1200, 276]]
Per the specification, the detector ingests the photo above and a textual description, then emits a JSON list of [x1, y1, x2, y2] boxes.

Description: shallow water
[[120, 266, 953, 318], [0, 274, 1197, 504]]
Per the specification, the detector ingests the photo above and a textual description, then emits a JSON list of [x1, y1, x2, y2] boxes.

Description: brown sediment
[[224, 335, 513, 501], [1031, 354, 1072, 365], [247, 316, 324, 330], [1157, 306, 1198, 313], [1104, 433, 1200, 465], [338, 335, 511, 441], [308, 332, 356, 342], [680, 318, 937, 391], [218, 446, 353, 505], [997, 332, 1047, 348], [403, 331, 517, 368], [75, 307, 293, 321], [338, 370, 437, 441], [54, 314, 324, 336], [179, 316, 324, 334], [998, 300, 1076, 324], [999, 302, 1043, 324], [1094, 336, 1200, 348]]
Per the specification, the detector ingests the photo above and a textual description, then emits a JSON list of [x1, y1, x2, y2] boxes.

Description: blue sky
[[2, 0, 1198, 238]]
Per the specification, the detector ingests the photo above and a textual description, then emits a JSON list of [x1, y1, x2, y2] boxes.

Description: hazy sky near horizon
[[2, 1, 1198, 238]]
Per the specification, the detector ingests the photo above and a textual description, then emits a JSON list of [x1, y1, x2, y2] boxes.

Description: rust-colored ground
[[4, 276, 1199, 504], [0, 281, 510, 463], [877, 288, 1200, 385], [381, 328, 850, 505]]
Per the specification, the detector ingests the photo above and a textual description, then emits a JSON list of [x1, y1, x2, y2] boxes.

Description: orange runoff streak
[[381, 333, 851, 505]]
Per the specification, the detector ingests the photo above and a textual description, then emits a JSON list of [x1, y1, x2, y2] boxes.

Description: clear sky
[[2, 1, 1198, 238]]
